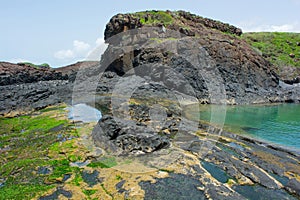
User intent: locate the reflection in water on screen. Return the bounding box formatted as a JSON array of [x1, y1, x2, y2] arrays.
[[67, 103, 102, 123], [185, 104, 300, 150]]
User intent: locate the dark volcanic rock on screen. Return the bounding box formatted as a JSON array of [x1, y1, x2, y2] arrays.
[[0, 62, 68, 86], [176, 10, 242, 36], [92, 115, 170, 154], [0, 80, 71, 115], [39, 187, 72, 200], [1, 11, 300, 200], [232, 185, 297, 200], [139, 173, 206, 200], [89, 10, 300, 154], [286, 178, 300, 196], [104, 10, 242, 41], [278, 65, 300, 85], [100, 10, 300, 104], [105, 13, 142, 40], [55, 61, 99, 82], [2, 11, 299, 116], [0, 61, 99, 116]]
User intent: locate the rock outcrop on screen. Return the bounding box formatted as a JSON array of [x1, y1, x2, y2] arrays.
[[87, 10, 300, 155], [0, 62, 67, 85], [2, 11, 299, 116], [104, 10, 242, 40], [99, 10, 299, 104], [0, 61, 99, 116]]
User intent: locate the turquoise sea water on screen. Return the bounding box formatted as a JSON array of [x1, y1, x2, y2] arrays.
[[185, 104, 300, 151]]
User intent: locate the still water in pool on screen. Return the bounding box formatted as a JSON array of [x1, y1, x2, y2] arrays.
[[185, 103, 300, 150]]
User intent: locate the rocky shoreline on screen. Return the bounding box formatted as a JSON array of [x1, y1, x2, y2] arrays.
[[1, 11, 300, 116], [0, 10, 300, 199]]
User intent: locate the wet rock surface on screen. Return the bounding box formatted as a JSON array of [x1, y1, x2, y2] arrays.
[[39, 187, 72, 200], [82, 170, 101, 187], [232, 185, 298, 200], [139, 173, 206, 200], [88, 93, 300, 199]]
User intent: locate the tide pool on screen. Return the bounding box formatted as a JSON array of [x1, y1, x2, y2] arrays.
[[184, 103, 300, 150], [67, 103, 102, 123]]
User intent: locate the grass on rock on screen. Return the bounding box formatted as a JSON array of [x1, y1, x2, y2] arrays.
[[242, 32, 300, 68]]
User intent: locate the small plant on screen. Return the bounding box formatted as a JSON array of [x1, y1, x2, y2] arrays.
[[100, 183, 113, 198], [71, 169, 83, 186], [19, 62, 50, 69], [135, 10, 174, 26], [83, 189, 97, 196], [48, 159, 72, 180], [116, 175, 122, 180], [68, 155, 81, 162]]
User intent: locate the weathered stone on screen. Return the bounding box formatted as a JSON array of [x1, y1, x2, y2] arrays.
[[286, 178, 300, 196], [92, 115, 170, 154]]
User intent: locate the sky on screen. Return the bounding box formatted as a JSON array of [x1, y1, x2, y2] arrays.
[[1, 0, 300, 67]]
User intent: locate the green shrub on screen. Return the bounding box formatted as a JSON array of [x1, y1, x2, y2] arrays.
[[135, 10, 173, 26], [242, 32, 300, 67]]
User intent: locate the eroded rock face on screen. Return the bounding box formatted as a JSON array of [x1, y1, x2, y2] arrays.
[[0, 61, 101, 115], [0, 80, 71, 115], [2, 11, 299, 117], [100, 10, 300, 104], [104, 10, 242, 41], [92, 115, 170, 154], [0, 62, 69, 115], [99, 32, 287, 104], [90, 10, 300, 154], [0, 62, 67, 85], [92, 84, 183, 154], [104, 14, 142, 40]]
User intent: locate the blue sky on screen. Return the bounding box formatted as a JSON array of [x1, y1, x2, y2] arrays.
[[1, 0, 300, 67]]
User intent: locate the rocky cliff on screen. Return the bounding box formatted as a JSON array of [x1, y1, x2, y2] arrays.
[[1, 10, 299, 116], [99, 10, 299, 105], [89, 11, 300, 155]]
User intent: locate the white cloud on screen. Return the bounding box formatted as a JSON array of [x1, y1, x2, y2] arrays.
[[73, 40, 90, 52], [86, 37, 108, 61], [6, 58, 31, 64], [54, 49, 74, 60], [96, 37, 105, 46], [54, 40, 91, 60], [240, 21, 300, 33], [269, 24, 295, 32], [54, 38, 107, 63]]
